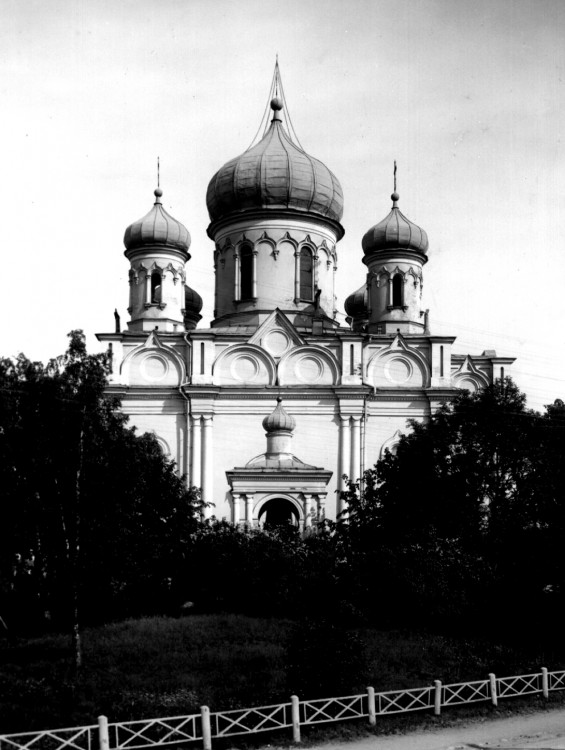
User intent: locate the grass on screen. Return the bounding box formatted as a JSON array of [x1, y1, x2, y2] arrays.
[[1, 615, 563, 735]]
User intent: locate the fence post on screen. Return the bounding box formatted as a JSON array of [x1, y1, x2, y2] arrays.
[[201, 706, 212, 750], [367, 687, 376, 726], [291, 695, 301, 743], [98, 716, 110, 750], [541, 667, 549, 700], [434, 680, 442, 716], [489, 673, 498, 707]]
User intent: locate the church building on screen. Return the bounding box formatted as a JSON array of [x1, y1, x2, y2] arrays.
[[97, 67, 513, 528]]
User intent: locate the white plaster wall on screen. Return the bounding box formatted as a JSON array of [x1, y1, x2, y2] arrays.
[[120, 404, 187, 475]]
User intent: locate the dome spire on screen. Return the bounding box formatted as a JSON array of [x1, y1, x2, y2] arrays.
[[392, 160, 399, 207], [244, 59, 304, 150]]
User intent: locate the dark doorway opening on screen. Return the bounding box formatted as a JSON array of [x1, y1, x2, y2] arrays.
[[259, 498, 299, 529]]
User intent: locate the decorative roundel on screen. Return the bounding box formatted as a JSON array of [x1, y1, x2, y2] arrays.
[[294, 354, 324, 384], [456, 377, 479, 392], [213, 346, 276, 385], [368, 349, 427, 388], [263, 330, 291, 358], [140, 354, 170, 382], [384, 357, 413, 384], [230, 355, 260, 382]]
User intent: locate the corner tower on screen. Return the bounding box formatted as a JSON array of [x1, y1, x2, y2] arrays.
[[361, 190, 429, 334], [205, 64, 344, 333], [123, 188, 202, 332]]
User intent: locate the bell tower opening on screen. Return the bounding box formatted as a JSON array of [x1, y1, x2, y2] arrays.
[[259, 498, 299, 529]]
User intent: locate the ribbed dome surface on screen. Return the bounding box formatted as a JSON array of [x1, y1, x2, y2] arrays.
[[262, 398, 296, 433], [344, 284, 368, 318], [124, 189, 191, 254], [206, 105, 343, 226], [184, 284, 203, 315], [362, 194, 428, 257]]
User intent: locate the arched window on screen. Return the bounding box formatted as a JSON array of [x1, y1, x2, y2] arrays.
[[240, 245, 253, 300], [151, 271, 162, 303], [392, 274, 403, 307], [299, 247, 313, 300]]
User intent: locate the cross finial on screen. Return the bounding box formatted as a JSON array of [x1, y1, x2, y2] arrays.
[[157, 156, 160, 189], [394, 160, 397, 193]]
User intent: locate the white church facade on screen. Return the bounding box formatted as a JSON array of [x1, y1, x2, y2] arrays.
[[97, 70, 513, 528]]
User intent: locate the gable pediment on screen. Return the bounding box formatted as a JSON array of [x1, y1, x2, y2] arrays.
[[248, 308, 306, 359]]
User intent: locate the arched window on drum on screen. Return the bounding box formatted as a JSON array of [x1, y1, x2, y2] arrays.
[[391, 274, 403, 307], [240, 245, 253, 300], [151, 271, 162, 304], [299, 247, 314, 301]]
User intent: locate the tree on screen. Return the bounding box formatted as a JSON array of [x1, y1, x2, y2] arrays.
[[0, 332, 201, 656], [333, 379, 565, 632]]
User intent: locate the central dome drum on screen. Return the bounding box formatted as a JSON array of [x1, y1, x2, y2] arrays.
[[206, 99, 344, 231]]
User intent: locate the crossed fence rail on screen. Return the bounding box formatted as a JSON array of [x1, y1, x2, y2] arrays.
[[2, 668, 565, 750]]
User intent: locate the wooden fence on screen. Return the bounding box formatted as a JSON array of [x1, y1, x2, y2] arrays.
[[2, 667, 564, 750]]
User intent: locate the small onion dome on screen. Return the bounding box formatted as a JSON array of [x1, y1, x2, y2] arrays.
[[124, 188, 191, 256], [362, 192, 428, 257], [184, 284, 203, 316], [344, 283, 368, 319], [262, 397, 296, 434], [344, 283, 369, 332], [206, 99, 344, 232]]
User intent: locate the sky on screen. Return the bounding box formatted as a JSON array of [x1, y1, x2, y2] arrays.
[[1, 0, 564, 411]]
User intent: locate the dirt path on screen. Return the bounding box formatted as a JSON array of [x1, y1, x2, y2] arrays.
[[313, 707, 565, 750]]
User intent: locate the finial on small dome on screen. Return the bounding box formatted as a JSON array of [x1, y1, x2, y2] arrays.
[[154, 156, 163, 203], [276, 396, 283, 403], [391, 160, 399, 207]]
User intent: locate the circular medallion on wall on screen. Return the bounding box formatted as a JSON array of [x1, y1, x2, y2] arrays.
[[263, 330, 291, 357], [294, 355, 323, 383], [141, 354, 169, 382], [456, 377, 478, 392], [230, 354, 260, 382], [384, 357, 413, 384]]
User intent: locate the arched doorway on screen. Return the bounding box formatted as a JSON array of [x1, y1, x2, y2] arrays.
[[259, 498, 299, 529]]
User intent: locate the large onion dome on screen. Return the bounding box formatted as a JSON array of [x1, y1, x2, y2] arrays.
[[362, 192, 428, 257], [262, 397, 296, 434], [206, 99, 344, 232], [124, 188, 191, 256]]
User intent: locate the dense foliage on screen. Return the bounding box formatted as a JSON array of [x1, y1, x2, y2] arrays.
[[0, 332, 201, 639]]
